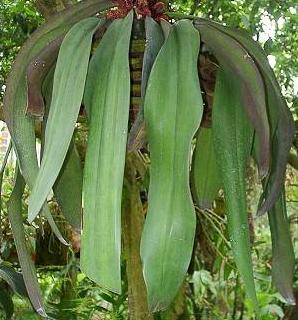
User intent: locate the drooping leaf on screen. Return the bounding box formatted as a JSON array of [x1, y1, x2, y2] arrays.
[[41, 67, 83, 231], [195, 19, 295, 214], [0, 264, 27, 297], [191, 127, 222, 209], [212, 69, 258, 313], [3, 0, 112, 242], [81, 12, 133, 294], [127, 17, 164, 152], [268, 190, 295, 304], [5, 68, 67, 246], [194, 20, 270, 180], [251, 117, 295, 302], [28, 17, 103, 223], [140, 20, 203, 312], [7, 168, 46, 317], [257, 100, 293, 215]]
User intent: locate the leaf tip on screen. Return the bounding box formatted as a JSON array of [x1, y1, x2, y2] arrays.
[[36, 307, 47, 318]]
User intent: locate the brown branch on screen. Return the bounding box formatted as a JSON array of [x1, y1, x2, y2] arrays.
[[34, 0, 70, 19]]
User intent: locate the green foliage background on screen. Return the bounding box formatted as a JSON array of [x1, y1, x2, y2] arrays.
[[0, 0, 41, 98]]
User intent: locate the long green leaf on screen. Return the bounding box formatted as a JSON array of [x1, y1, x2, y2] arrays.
[[81, 12, 133, 294], [191, 127, 222, 209], [3, 0, 112, 241], [28, 17, 102, 222], [212, 69, 258, 312], [194, 21, 270, 180], [7, 168, 46, 317], [127, 17, 164, 152], [195, 19, 295, 214], [140, 20, 203, 312], [268, 189, 295, 304], [42, 67, 83, 231]]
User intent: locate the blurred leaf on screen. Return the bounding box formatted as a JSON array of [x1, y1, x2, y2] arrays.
[[0, 264, 27, 297], [260, 304, 284, 318]]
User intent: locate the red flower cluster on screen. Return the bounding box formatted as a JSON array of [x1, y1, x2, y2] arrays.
[[107, 0, 168, 21]]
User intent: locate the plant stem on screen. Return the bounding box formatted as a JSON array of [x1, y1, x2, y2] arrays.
[[122, 153, 153, 320]]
